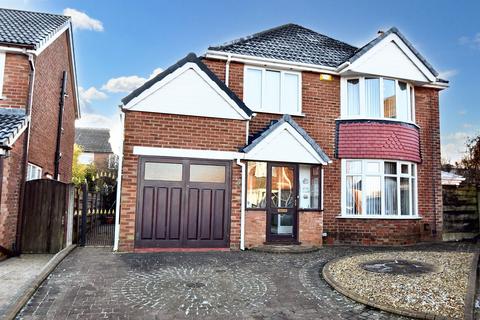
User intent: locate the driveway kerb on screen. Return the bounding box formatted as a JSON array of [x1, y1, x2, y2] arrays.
[[4, 244, 76, 320], [464, 252, 479, 320], [322, 252, 455, 320]]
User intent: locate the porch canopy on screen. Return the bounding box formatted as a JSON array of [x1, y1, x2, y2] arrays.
[[242, 115, 331, 165]]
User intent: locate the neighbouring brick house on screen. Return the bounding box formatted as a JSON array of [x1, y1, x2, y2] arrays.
[[0, 9, 80, 253], [116, 24, 446, 251], [75, 128, 117, 171]]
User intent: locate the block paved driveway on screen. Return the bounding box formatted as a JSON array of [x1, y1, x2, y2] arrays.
[[17, 243, 478, 320]]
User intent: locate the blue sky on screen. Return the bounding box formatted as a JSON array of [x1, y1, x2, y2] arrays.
[[2, 0, 479, 161]]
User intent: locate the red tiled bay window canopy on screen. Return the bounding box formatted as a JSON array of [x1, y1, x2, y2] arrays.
[[335, 120, 421, 163]]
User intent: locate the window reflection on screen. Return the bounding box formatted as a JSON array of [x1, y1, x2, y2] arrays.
[[247, 162, 267, 208]]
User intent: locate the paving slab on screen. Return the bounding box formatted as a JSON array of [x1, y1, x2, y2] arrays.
[[16, 243, 480, 320], [0, 254, 53, 319]]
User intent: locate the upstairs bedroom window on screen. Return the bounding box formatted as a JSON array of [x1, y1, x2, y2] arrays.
[[244, 66, 301, 115], [341, 77, 415, 122]]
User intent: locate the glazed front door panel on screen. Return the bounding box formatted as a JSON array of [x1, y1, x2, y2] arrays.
[[267, 164, 298, 243], [136, 158, 231, 248]]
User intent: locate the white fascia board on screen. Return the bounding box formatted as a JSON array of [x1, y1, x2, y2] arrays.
[[205, 50, 339, 75], [342, 33, 436, 83], [124, 62, 250, 120], [243, 122, 327, 165], [133, 146, 244, 160]]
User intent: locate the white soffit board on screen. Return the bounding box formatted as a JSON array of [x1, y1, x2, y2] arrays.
[[126, 63, 249, 120], [345, 34, 435, 82], [244, 123, 324, 164]]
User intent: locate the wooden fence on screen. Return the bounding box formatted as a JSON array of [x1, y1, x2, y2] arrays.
[[21, 179, 74, 253], [442, 185, 480, 241]]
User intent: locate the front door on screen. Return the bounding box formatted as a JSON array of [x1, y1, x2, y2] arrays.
[[266, 163, 298, 243]]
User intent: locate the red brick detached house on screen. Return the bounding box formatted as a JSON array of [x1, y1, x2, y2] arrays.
[[0, 9, 80, 253], [116, 24, 447, 251]]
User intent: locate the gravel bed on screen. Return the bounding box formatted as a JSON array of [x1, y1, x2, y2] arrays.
[[325, 251, 474, 319]]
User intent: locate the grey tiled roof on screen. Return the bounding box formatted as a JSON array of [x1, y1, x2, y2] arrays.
[[208, 23, 358, 68], [0, 8, 69, 49], [242, 114, 331, 164], [0, 108, 27, 148], [75, 128, 112, 153]]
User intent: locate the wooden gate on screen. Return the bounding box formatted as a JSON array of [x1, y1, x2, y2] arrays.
[[21, 179, 74, 253]]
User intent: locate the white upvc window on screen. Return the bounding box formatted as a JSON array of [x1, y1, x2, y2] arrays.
[[341, 76, 415, 123], [78, 152, 94, 165], [27, 163, 42, 181], [244, 66, 302, 115], [341, 159, 418, 218], [0, 52, 5, 98]]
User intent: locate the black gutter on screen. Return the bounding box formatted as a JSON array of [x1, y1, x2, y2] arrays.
[[54, 71, 67, 180]]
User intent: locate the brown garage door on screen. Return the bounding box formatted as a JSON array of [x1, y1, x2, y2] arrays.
[[135, 157, 231, 248]]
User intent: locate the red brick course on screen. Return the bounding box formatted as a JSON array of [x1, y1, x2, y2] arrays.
[[0, 53, 30, 109], [0, 133, 25, 250], [337, 121, 421, 163], [29, 31, 76, 183]]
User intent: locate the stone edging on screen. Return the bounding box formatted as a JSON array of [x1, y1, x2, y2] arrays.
[[464, 252, 479, 320], [249, 246, 320, 254], [322, 254, 453, 320], [3, 244, 76, 320]]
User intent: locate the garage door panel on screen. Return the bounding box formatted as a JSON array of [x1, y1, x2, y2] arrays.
[[200, 189, 212, 240], [154, 187, 168, 240], [136, 158, 230, 248], [213, 189, 225, 240], [168, 187, 182, 240], [141, 187, 155, 240], [187, 188, 200, 240]]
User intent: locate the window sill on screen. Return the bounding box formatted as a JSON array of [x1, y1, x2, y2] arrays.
[[336, 117, 418, 128], [336, 215, 422, 220], [252, 110, 305, 117]]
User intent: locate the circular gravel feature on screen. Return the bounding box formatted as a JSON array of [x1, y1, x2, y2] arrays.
[[361, 259, 437, 275], [323, 251, 475, 319]]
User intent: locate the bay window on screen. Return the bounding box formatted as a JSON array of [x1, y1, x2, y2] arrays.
[[342, 160, 417, 217], [244, 66, 301, 115], [342, 77, 414, 122]]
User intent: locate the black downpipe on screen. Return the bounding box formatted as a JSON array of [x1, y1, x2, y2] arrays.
[[54, 71, 68, 180]]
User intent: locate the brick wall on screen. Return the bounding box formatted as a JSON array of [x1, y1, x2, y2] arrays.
[[205, 57, 442, 245], [298, 211, 323, 246], [245, 210, 266, 248], [0, 53, 30, 109], [29, 31, 77, 183], [0, 132, 25, 250], [119, 111, 247, 251]]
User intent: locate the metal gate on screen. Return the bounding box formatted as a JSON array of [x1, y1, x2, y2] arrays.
[[74, 181, 116, 247]]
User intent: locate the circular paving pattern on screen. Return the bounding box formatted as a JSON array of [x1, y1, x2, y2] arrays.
[[361, 259, 436, 275], [111, 262, 276, 317]]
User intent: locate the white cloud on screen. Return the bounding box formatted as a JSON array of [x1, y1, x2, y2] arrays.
[[75, 111, 122, 155], [101, 75, 146, 93], [459, 32, 480, 49], [79, 86, 107, 105], [458, 109, 467, 116], [438, 69, 458, 79], [101, 67, 163, 93], [63, 8, 104, 32], [441, 131, 471, 164]]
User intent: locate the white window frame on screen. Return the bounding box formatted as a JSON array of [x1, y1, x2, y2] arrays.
[[78, 152, 94, 165], [0, 52, 6, 99], [340, 76, 416, 123], [244, 65, 302, 115], [340, 159, 419, 219], [27, 163, 42, 181]]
